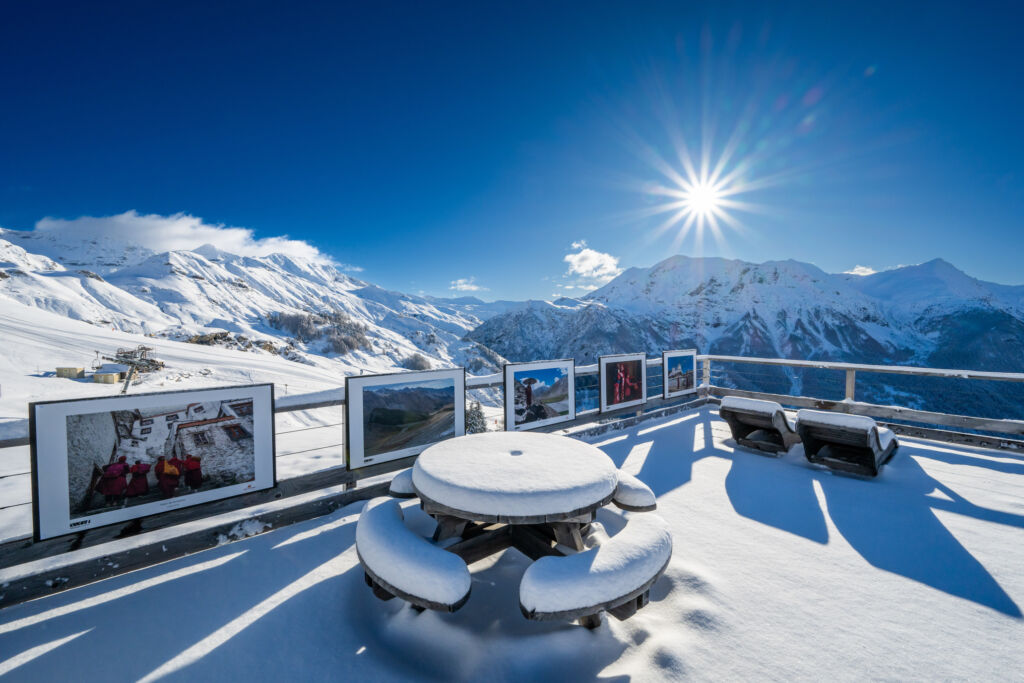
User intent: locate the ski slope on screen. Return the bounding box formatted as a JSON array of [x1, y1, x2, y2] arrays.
[[0, 299, 354, 542]]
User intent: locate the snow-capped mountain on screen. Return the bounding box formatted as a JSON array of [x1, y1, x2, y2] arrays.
[[4, 223, 1023, 420], [467, 255, 1024, 419], [0, 228, 510, 377]]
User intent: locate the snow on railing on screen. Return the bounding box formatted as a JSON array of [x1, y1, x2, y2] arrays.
[[3, 354, 1024, 449]]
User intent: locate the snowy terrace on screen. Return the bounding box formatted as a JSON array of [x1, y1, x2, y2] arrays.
[[1, 403, 1022, 681]]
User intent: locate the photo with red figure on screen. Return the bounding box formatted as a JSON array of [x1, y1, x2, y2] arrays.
[[65, 399, 256, 518], [604, 359, 644, 407]]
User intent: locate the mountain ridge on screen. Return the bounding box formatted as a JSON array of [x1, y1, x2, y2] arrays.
[[3, 226, 1023, 418]]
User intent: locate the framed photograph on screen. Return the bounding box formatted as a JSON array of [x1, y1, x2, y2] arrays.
[[30, 384, 276, 542], [599, 353, 647, 413], [504, 359, 576, 431], [346, 368, 465, 470], [663, 349, 698, 399]]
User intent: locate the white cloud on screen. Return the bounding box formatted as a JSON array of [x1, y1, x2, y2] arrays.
[[32, 210, 333, 263], [449, 277, 487, 292], [563, 242, 622, 283], [844, 265, 877, 276]]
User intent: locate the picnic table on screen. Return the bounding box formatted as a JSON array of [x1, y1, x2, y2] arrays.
[[357, 431, 672, 627], [414, 431, 619, 551]]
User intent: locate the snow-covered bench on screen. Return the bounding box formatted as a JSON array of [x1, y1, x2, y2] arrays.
[[519, 514, 672, 629], [719, 396, 801, 455], [356, 497, 472, 612], [795, 410, 899, 477], [388, 468, 416, 498], [612, 471, 657, 512]]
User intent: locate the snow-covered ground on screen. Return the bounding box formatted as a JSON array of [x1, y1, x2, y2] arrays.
[[0, 299, 353, 542], [2, 406, 1021, 681], [0, 297, 504, 543]]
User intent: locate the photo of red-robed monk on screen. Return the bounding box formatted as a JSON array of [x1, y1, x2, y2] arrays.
[[599, 353, 648, 413], [67, 398, 257, 518]]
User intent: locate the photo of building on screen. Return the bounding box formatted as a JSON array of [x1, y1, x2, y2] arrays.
[[66, 398, 256, 517]]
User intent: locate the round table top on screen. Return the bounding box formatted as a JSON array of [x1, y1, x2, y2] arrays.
[[412, 431, 619, 522]]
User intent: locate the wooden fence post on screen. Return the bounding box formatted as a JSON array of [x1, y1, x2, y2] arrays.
[[844, 369, 856, 401]]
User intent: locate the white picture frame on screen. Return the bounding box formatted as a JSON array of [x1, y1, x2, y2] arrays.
[[346, 368, 466, 470], [30, 383, 276, 542], [599, 353, 648, 413], [662, 349, 698, 399], [503, 359, 576, 431]]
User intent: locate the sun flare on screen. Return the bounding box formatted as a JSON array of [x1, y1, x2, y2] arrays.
[[685, 181, 721, 217], [631, 142, 771, 255]]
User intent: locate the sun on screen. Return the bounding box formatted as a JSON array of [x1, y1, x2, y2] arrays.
[[685, 181, 721, 218], [631, 144, 768, 255]]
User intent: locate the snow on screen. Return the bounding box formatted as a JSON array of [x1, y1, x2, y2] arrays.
[[520, 513, 672, 615], [216, 519, 272, 546], [877, 426, 896, 450], [412, 432, 619, 518], [388, 469, 415, 497], [720, 395, 796, 430], [796, 408, 880, 433], [720, 395, 784, 415], [0, 228, 510, 381], [0, 297, 369, 543], [612, 471, 657, 510], [0, 406, 1022, 680], [356, 497, 471, 606]]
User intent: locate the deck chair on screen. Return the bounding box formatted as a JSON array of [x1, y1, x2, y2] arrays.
[[719, 396, 800, 455], [795, 410, 899, 477]]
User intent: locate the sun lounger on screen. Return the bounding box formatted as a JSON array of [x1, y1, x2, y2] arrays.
[[612, 471, 657, 512], [795, 410, 899, 477], [356, 498, 472, 612], [519, 514, 672, 629], [719, 396, 800, 455]]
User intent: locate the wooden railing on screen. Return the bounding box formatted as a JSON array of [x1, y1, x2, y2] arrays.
[[2, 353, 1023, 608]]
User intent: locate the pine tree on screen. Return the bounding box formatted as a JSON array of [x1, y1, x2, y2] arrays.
[[466, 400, 487, 434]]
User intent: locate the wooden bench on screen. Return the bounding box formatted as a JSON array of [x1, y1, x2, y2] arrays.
[[388, 468, 417, 498], [519, 514, 672, 629], [795, 410, 899, 477], [356, 498, 472, 612], [612, 471, 657, 512], [719, 396, 801, 455]]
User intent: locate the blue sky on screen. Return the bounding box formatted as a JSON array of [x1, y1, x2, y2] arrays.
[[1, 1, 1022, 299], [513, 366, 568, 391]]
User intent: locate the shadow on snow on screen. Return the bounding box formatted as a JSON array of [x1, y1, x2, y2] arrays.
[[596, 411, 1022, 618]]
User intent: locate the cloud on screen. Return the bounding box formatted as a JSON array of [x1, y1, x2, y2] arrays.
[[449, 277, 487, 292], [563, 242, 622, 283], [844, 265, 877, 276], [32, 210, 334, 263]]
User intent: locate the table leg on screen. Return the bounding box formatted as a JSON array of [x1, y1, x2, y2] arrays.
[[551, 522, 585, 552], [432, 515, 469, 542]]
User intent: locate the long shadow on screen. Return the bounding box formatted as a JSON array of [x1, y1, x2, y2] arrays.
[[605, 410, 1022, 618], [813, 446, 1022, 618], [722, 437, 830, 544], [910, 445, 1024, 476], [1, 501, 634, 682], [597, 415, 712, 498]]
